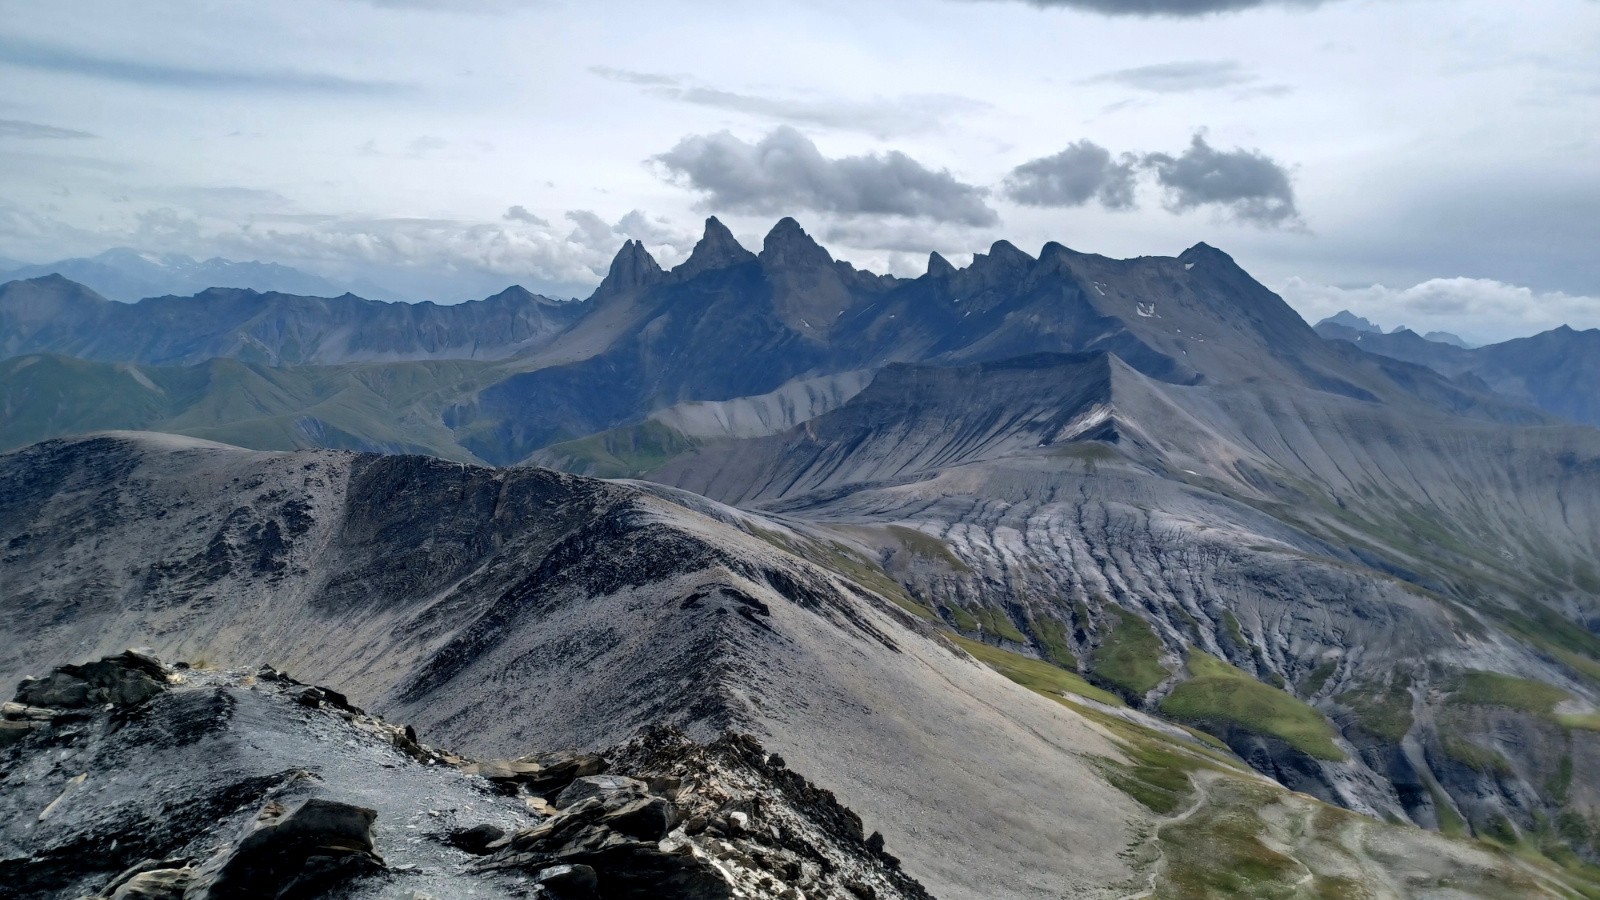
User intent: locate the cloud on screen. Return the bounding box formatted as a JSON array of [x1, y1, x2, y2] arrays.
[[503, 205, 548, 225], [591, 66, 989, 139], [1277, 276, 1600, 342], [1081, 60, 1254, 92], [973, 0, 1328, 16], [0, 119, 95, 140], [652, 126, 999, 227], [0, 36, 410, 95], [1003, 140, 1138, 209], [1142, 134, 1300, 227], [0, 196, 693, 300]]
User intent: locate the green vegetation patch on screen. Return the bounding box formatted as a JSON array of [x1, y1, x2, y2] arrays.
[[1338, 675, 1414, 743], [884, 524, 972, 572], [1161, 651, 1347, 762], [973, 607, 1028, 644], [1448, 670, 1572, 716], [1091, 606, 1169, 696], [540, 420, 698, 478], [945, 604, 978, 632], [950, 634, 1123, 707], [1439, 732, 1513, 775], [1158, 780, 1308, 897], [1301, 659, 1339, 697], [1485, 601, 1600, 686], [1091, 739, 1201, 815], [1032, 616, 1078, 669], [1222, 611, 1248, 649]]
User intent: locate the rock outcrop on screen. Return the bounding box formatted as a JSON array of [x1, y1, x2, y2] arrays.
[[0, 652, 932, 900]]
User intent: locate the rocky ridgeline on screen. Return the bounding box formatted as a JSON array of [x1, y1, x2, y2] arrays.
[[0, 651, 930, 900]]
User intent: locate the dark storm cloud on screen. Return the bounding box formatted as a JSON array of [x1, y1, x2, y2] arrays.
[[0, 119, 95, 140], [1003, 140, 1138, 209], [1081, 60, 1254, 92], [0, 36, 410, 95], [978, 0, 1326, 16], [591, 67, 988, 139], [652, 126, 999, 226], [1142, 134, 1300, 226]]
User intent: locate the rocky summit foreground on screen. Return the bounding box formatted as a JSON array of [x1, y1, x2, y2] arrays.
[[0, 650, 930, 900]]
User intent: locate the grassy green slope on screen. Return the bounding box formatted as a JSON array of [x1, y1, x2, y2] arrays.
[[1162, 650, 1347, 761], [0, 353, 496, 461]]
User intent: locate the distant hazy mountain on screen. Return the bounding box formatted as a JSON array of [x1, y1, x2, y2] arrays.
[[1315, 309, 1384, 333], [0, 247, 403, 303], [1423, 329, 1473, 348], [1317, 319, 1600, 426], [0, 276, 583, 366]]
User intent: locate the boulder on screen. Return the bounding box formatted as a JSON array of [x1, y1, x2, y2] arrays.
[[446, 823, 505, 855], [0, 719, 35, 748], [554, 774, 647, 809], [601, 796, 680, 841], [108, 867, 193, 900], [537, 862, 599, 897], [14, 650, 172, 710], [186, 798, 384, 898], [462, 750, 607, 795], [95, 858, 194, 900]]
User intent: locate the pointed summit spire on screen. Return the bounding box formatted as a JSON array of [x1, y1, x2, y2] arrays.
[[672, 216, 756, 279], [926, 251, 956, 280], [593, 239, 664, 300], [759, 217, 831, 268]]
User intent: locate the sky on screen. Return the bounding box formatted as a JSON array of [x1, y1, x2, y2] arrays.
[[0, 0, 1596, 343]]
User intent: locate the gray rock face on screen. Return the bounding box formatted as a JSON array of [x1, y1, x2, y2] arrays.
[[0, 432, 1149, 900], [186, 797, 384, 899], [647, 348, 1600, 845], [0, 652, 931, 900]]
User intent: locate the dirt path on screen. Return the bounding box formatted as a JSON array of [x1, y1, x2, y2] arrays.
[[1118, 771, 1213, 900]]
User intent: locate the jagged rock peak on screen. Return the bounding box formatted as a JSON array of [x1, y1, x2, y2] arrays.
[[964, 239, 1035, 284], [926, 251, 956, 280], [1038, 241, 1074, 260], [594, 240, 664, 298], [1178, 241, 1235, 266], [987, 239, 1034, 265], [673, 216, 757, 279], [759, 217, 832, 266], [482, 284, 550, 306]]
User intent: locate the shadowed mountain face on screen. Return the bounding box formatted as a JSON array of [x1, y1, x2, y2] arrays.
[[443, 219, 1539, 464], [1318, 319, 1600, 428], [0, 276, 581, 366], [3, 220, 1542, 462]]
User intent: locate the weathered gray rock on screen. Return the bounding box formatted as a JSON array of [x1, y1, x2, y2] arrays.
[[554, 774, 647, 810], [536, 862, 598, 897], [186, 798, 384, 899], [107, 866, 193, 900], [14, 649, 170, 709], [600, 796, 679, 841], [446, 823, 505, 855]]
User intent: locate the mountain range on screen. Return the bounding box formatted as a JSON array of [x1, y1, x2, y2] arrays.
[[0, 247, 409, 303], [1316, 317, 1600, 427], [5, 218, 1600, 897]]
